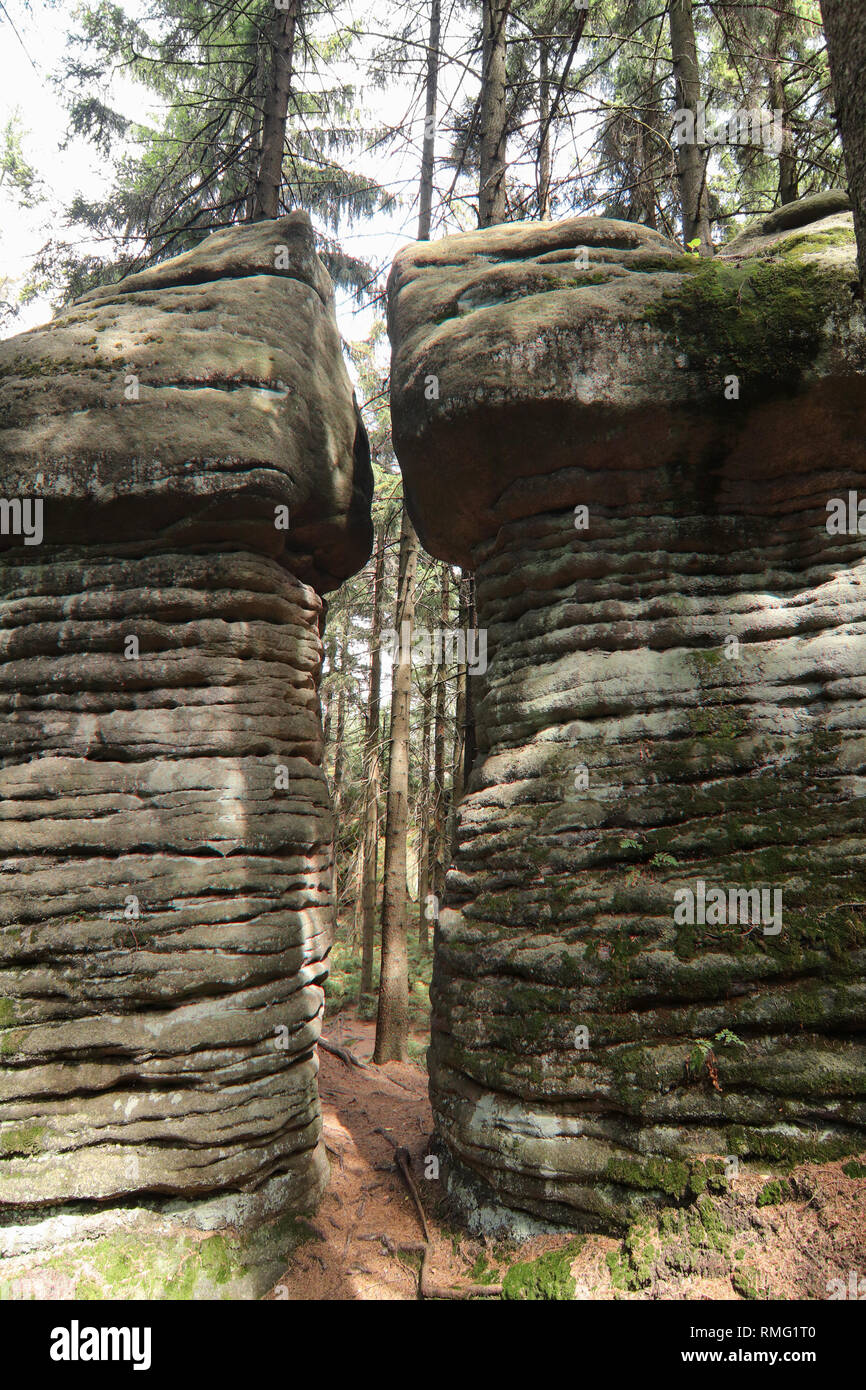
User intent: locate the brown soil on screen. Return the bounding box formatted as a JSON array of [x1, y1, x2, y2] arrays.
[[265, 1014, 866, 1301], [265, 1017, 471, 1301]]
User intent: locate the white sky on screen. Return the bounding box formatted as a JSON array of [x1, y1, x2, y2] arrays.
[[0, 0, 148, 328]]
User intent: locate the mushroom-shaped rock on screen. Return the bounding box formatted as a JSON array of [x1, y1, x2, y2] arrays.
[[0, 213, 372, 1297], [388, 195, 866, 1231]]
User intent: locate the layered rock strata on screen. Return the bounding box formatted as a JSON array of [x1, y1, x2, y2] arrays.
[[389, 192, 866, 1230], [0, 213, 372, 1295]]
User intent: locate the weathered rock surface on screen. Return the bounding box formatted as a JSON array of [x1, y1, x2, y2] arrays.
[[389, 194, 866, 1231], [0, 213, 372, 1294]]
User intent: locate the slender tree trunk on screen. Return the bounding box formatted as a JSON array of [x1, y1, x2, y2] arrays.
[[352, 839, 364, 947], [373, 509, 418, 1064], [250, 0, 301, 221], [636, 101, 659, 229], [417, 677, 432, 948], [770, 63, 798, 206], [820, 0, 866, 291], [668, 0, 713, 256], [479, 0, 509, 226], [321, 624, 334, 748], [537, 38, 551, 218], [470, 0, 505, 850], [413, 0, 441, 950], [418, 0, 441, 240], [432, 672, 447, 904], [360, 520, 385, 998], [322, 697, 331, 749], [245, 36, 267, 221]]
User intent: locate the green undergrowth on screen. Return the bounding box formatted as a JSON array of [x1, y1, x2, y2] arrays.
[[324, 927, 432, 1034]]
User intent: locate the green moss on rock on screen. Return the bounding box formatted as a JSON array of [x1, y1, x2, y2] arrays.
[[647, 259, 846, 390], [501, 1237, 584, 1300], [1, 1206, 322, 1301], [604, 1154, 721, 1200]]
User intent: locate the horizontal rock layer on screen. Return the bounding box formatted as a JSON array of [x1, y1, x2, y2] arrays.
[[0, 547, 331, 1207], [389, 195, 866, 1229], [433, 492, 866, 1228]]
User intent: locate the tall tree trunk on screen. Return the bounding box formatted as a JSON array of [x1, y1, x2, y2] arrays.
[[417, 677, 432, 948], [432, 672, 447, 905], [820, 0, 866, 291], [770, 60, 798, 206], [321, 623, 335, 748], [668, 0, 713, 256], [245, 35, 267, 221], [407, 0, 442, 952], [373, 509, 419, 1063], [479, 0, 509, 226], [250, 0, 301, 221], [360, 520, 385, 998], [352, 838, 364, 947], [636, 98, 659, 229], [537, 38, 551, 218], [418, 0, 441, 240]]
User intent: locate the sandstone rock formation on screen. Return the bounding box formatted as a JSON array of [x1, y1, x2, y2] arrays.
[[389, 192, 866, 1231], [0, 212, 372, 1296]]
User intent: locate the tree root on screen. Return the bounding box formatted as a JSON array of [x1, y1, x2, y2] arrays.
[[319, 1037, 369, 1069], [398, 1242, 503, 1300]]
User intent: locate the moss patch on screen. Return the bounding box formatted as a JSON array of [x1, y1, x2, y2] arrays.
[[732, 1265, 769, 1300], [647, 259, 846, 391], [756, 1178, 794, 1208], [608, 1194, 734, 1293], [63, 1230, 244, 1301], [604, 1154, 726, 1201], [501, 1237, 584, 1300], [779, 226, 855, 260], [467, 1252, 501, 1286]]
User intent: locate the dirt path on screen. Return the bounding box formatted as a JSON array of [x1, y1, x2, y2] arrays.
[[266, 1020, 471, 1300]]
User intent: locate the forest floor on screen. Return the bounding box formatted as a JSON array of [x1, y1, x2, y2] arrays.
[[264, 1010, 866, 1301]]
